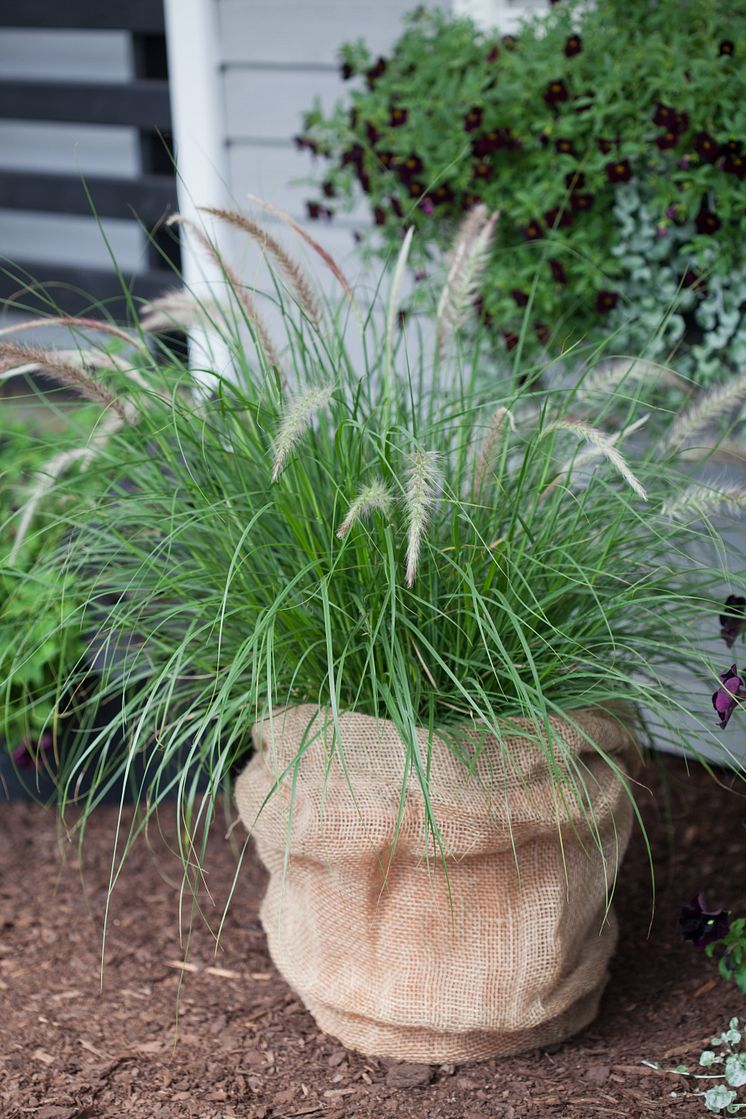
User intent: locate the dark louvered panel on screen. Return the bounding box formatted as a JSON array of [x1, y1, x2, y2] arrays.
[[0, 170, 176, 223], [0, 78, 172, 129], [0, 262, 175, 319], [0, 0, 165, 33], [0, 1, 179, 318]]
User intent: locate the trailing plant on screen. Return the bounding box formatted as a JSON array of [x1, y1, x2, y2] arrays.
[[644, 1018, 746, 1113], [681, 893, 746, 994], [0, 401, 98, 766], [299, 0, 746, 378], [1, 203, 745, 873]]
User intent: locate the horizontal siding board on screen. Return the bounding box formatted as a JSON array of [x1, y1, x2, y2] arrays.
[[0, 0, 165, 33], [0, 78, 171, 129], [0, 169, 177, 223], [0, 30, 130, 82], [228, 143, 367, 225], [0, 209, 145, 272], [223, 69, 342, 143], [0, 121, 140, 176], [218, 0, 424, 66]]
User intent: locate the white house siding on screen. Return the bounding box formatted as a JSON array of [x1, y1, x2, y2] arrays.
[[0, 29, 147, 275]]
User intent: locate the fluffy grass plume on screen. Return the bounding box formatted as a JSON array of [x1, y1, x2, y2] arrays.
[[405, 448, 442, 587], [337, 480, 393, 538], [271, 384, 334, 481], [543, 418, 647, 499]]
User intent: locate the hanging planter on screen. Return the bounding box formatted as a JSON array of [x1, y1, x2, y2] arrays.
[[236, 704, 639, 1063]]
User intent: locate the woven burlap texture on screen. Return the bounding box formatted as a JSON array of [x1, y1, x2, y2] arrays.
[[235, 703, 639, 1063]]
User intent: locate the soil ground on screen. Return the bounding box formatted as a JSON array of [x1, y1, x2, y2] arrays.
[[1, 756, 745, 1119]]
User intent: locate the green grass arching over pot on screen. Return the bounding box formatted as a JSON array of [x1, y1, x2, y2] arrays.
[[2, 205, 746, 875], [300, 0, 746, 379]]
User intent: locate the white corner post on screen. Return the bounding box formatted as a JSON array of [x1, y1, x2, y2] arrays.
[[163, 0, 234, 381]]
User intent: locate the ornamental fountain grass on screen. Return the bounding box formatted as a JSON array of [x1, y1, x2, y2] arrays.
[[299, 0, 746, 386], [2, 201, 746, 1061]]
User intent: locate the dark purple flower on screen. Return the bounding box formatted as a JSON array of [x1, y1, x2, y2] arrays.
[[566, 171, 586, 190], [712, 664, 743, 728], [419, 197, 434, 215], [501, 35, 517, 51], [390, 106, 408, 128], [397, 153, 424, 182], [549, 258, 568, 284], [365, 121, 381, 146], [544, 206, 573, 228], [340, 61, 355, 81], [564, 34, 582, 57], [406, 179, 426, 199], [682, 268, 703, 289], [464, 105, 483, 132], [431, 182, 455, 206], [503, 331, 520, 351], [472, 159, 493, 180], [12, 732, 54, 773], [719, 40, 735, 56], [377, 150, 396, 170], [722, 139, 743, 156], [413, 269, 427, 283], [723, 153, 746, 178], [693, 131, 719, 163], [653, 102, 677, 128], [357, 169, 371, 193], [522, 219, 544, 241], [486, 44, 500, 62], [570, 191, 594, 212], [535, 322, 551, 345], [341, 143, 364, 168], [606, 159, 632, 183], [656, 129, 680, 150], [696, 206, 722, 235], [544, 79, 570, 107], [306, 200, 323, 220], [555, 137, 577, 157], [680, 893, 730, 947], [597, 137, 614, 154], [472, 131, 501, 157], [720, 595, 746, 648], [322, 180, 336, 199], [674, 112, 690, 134], [390, 195, 404, 218], [511, 288, 529, 307], [596, 290, 619, 313], [366, 56, 387, 88], [461, 191, 481, 211], [373, 205, 386, 226]]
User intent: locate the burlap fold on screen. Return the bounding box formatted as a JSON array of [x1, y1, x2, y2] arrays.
[[235, 704, 639, 1063]]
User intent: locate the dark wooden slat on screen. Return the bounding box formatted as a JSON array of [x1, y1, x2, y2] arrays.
[[0, 0, 165, 33], [0, 79, 171, 129], [0, 261, 174, 319], [0, 169, 176, 223]]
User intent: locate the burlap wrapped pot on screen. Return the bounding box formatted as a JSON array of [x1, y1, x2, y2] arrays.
[[235, 703, 639, 1063]]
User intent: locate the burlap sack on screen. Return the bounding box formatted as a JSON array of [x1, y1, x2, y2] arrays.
[[235, 703, 639, 1063]]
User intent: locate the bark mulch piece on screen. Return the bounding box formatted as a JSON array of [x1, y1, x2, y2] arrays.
[[1, 755, 744, 1118]]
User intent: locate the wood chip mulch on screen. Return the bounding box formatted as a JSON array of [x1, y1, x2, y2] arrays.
[[1, 755, 745, 1119]]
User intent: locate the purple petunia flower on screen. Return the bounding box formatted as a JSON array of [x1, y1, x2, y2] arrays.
[[564, 34, 582, 57], [570, 192, 594, 213], [595, 290, 619, 313], [680, 893, 730, 947], [463, 105, 483, 133], [605, 159, 632, 183], [719, 40, 735, 57], [693, 131, 719, 164], [522, 219, 544, 241], [544, 79, 570, 107], [12, 732, 55, 773], [549, 258, 568, 284], [366, 56, 387, 88], [696, 206, 722, 235], [723, 153, 746, 178], [721, 596, 746, 649], [555, 137, 577, 157], [502, 331, 520, 351], [389, 106, 408, 128], [712, 664, 743, 728], [656, 130, 680, 150]]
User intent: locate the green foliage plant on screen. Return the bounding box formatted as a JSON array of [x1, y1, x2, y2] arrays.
[[300, 0, 746, 378], [2, 202, 745, 879]]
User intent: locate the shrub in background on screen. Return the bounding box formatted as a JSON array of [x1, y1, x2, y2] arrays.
[[300, 0, 745, 378]]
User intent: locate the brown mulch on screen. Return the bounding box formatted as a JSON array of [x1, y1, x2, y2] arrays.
[[1, 756, 745, 1119]]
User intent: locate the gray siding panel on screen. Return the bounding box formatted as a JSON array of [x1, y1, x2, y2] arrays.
[[218, 0, 423, 66], [224, 68, 344, 143], [0, 29, 130, 81]]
